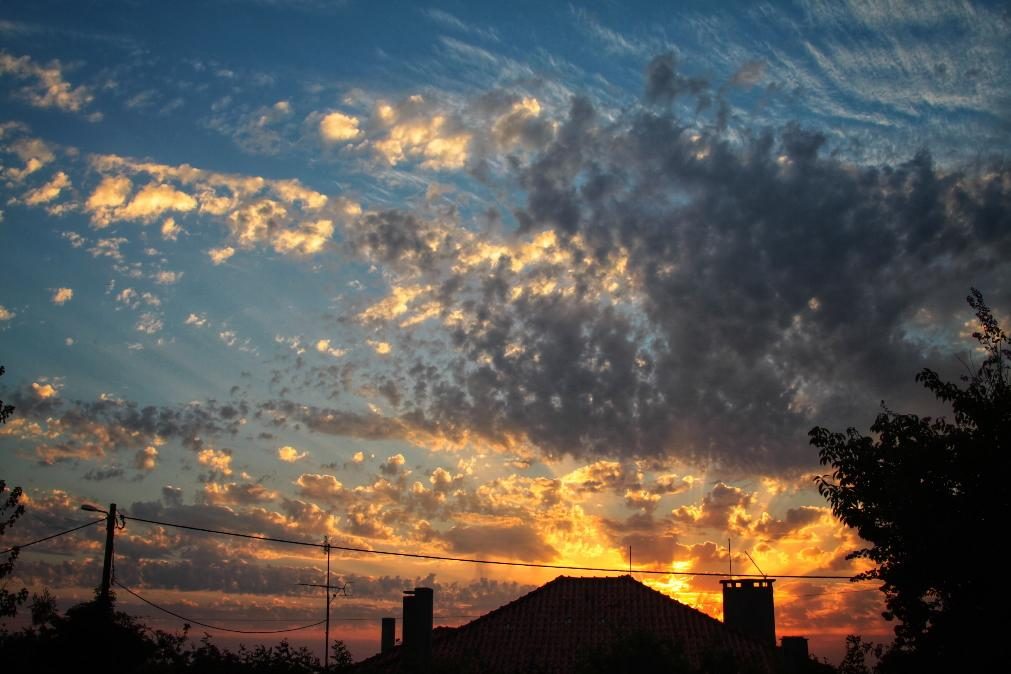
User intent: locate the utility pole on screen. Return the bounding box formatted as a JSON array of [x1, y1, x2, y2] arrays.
[[82, 502, 117, 604], [100, 503, 117, 603], [297, 537, 350, 672]]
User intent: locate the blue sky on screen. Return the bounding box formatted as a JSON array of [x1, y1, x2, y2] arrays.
[[2, 0, 1009, 662]]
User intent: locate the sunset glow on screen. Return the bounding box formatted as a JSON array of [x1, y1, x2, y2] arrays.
[[2, 1, 1008, 667]]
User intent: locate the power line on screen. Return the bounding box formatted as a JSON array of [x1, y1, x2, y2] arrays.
[[0, 519, 105, 555], [122, 514, 867, 581], [791, 587, 882, 598], [113, 580, 327, 635]]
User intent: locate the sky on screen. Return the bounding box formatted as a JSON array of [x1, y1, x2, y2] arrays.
[[1, 0, 1010, 664]]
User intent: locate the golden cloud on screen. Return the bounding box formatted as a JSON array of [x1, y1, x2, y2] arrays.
[[277, 445, 308, 463], [319, 111, 361, 142], [51, 287, 73, 305], [197, 448, 233, 475]]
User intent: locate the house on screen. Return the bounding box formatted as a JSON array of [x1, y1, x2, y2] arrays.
[[353, 575, 781, 673]]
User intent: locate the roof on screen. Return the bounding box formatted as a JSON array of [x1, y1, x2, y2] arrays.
[[354, 575, 777, 673]]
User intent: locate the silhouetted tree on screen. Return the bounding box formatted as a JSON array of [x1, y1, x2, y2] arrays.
[[0, 366, 13, 424], [331, 639, 354, 671], [0, 480, 28, 618], [1, 365, 28, 619], [810, 289, 1009, 672], [1, 589, 333, 674], [837, 635, 881, 674]]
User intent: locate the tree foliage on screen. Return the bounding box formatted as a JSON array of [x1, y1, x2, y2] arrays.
[[1, 365, 28, 619], [810, 289, 1009, 671], [0, 365, 13, 424], [1, 589, 357, 674]]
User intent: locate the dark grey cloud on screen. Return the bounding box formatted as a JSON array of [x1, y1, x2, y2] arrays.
[[441, 522, 558, 562], [256, 399, 405, 440], [4, 386, 248, 465], [753, 505, 826, 540], [83, 466, 126, 481], [355, 55, 1011, 474], [644, 52, 708, 107]]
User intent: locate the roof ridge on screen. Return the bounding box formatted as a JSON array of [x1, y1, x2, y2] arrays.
[[447, 574, 574, 635], [631, 574, 734, 626]]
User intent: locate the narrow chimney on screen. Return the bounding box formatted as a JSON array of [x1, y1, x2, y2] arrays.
[[719, 578, 776, 647], [402, 587, 433, 666], [780, 636, 810, 673], [380, 617, 396, 654]]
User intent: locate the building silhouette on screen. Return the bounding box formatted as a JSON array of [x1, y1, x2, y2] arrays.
[[720, 578, 776, 647], [353, 575, 779, 673]]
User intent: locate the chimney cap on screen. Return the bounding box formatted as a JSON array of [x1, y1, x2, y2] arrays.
[[720, 578, 775, 587]]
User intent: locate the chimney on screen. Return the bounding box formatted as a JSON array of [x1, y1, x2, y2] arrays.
[[402, 587, 433, 666], [720, 578, 776, 647], [380, 617, 396, 654], [780, 636, 810, 673]]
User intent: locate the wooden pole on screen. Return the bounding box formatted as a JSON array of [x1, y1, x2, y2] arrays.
[[100, 503, 117, 603]]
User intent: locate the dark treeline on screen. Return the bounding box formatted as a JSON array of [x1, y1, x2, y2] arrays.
[[0, 590, 353, 674]]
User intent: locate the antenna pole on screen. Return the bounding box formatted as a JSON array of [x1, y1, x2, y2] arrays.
[[743, 550, 767, 578], [728, 538, 731, 578]]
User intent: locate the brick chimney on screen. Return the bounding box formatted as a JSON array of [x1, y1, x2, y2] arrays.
[[720, 578, 776, 647], [402, 587, 433, 666]]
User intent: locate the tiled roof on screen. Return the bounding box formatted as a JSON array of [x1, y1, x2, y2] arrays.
[[354, 575, 777, 673]]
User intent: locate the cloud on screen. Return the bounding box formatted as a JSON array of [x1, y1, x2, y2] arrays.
[[644, 52, 707, 106], [315, 338, 347, 358], [0, 51, 96, 116], [672, 482, 756, 533], [85, 175, 131, 226], [161, 217, 181, 241], [208, 246, 235, 264], [197, 447, 233, 475], [752, 505, 827, 540], [82, 154, 358, 257], [441, 521, 558, 562], [336, 58, 1011, 474], [1, 134, 54, 181], [562, 460, 626, 494], [730, 59, 765, 87], [118, 183, 197, 221], [379, 453, 406, 476], [294, 473, 346, 503], [83, 465, 126, 481], [31, 381, 59, 399], [0, 305, 14, 321], [277, 445, 308, 462], [370, 96, 471, 170], [135, 312, 163, 334], [184, 313, 208, 327], [153, 270, 182, 285], [319, 111, 361, 142], [202, 481, 279, 505], [23, 171, 70, 205], [134, 445, 158, 471], [6, 389, 247, 465], [50, 287, 73, 304], [161, 485, 183, 506], [116, 288, 160, 310]]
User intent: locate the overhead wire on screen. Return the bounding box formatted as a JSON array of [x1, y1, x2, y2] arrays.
[[0, 518, 105, 555], [113, 580, 327, 635], [122, 514, 868, 581]]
